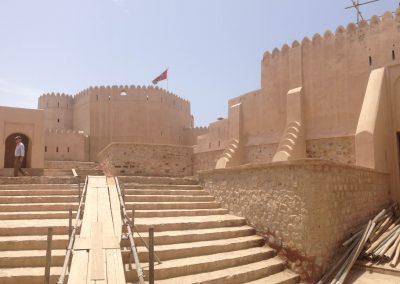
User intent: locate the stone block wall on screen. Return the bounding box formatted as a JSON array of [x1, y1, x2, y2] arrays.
[[245, 143, 279, 164], [98, 143, 193, 177], [306, 136, 355, 165], [193, 149, 224, 173], [198, 159, 391, 282]]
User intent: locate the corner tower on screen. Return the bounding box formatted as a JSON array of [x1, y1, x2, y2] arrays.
[[38, 93, 74, 130]]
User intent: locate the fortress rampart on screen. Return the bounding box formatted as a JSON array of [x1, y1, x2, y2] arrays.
[[195, 11, 400, 170], [39, 85, 194, 161]]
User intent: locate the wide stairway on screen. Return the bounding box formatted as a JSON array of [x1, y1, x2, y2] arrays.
[[0, 176, 300, 284], [120, 176, 300, 284]]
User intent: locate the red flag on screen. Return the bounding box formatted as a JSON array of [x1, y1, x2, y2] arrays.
[[152, 69, 168, 85]]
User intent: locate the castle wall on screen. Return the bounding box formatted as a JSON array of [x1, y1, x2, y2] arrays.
[[195, 13, 400, 170], [38, 93, 73, 130], [199, 160, 391, 281], [182, 126, 208, 146], [44, 129, 89, 161], [98, 142, 193, 177], [0, 106, 44, 174], [83, 86, 192, 160]]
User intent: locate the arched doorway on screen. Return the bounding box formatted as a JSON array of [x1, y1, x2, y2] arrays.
[[4, 133, 29, 168]]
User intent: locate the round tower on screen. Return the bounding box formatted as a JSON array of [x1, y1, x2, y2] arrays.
[[38, 93, 74, 129]]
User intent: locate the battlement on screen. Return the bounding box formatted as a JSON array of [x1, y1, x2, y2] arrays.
[[262, 10, 399, 63], [45, 128, 88, 137]]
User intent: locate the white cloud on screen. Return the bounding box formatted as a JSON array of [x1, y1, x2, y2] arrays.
[[0, 79, 43, 110]]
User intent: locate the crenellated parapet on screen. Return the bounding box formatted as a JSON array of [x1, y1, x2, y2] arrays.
[[38, 92, 74, 109], [45, 128, 88, 137], [262, 10, 399, 65]]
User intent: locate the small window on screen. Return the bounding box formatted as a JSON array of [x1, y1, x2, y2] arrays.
[[108, 96, 111, 101], [56, 146, 59, 153], [96, 95, 99, 101], [161, 131, 163, 136], [45, 146, 47, 152], [218, 140, 221, 147], [392, 50, 396, 61], [369, 56, 372, 66], [67, 147, 70, 153], [57, 118, 60, 123]]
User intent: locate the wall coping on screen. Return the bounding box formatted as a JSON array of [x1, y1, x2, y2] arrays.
[[97, 142, 194, 157], [198, 158, 390, 176]]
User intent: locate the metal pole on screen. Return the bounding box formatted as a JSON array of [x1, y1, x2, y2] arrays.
[[44, 227, 53, 284], [132, 206, 135, 227], [149, 227, 155, 284], [68, 209, 72, 243], [78, 182, 81, 200]]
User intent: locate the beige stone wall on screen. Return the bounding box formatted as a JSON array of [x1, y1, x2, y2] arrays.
[[44, 129, 89, 161], [38, 93, 73, 130], [198, 160, 391, 281], [182, 126, 208, 146], [193, 149, 224, 173], [245, 143, 279, 164], [306, 136, 355, 165], [98, 142, 193, 177], [0, 106, 45, 170], [195, 119, 229, 153]]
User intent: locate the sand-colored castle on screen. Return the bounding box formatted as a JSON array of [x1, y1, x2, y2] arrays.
[[1, 9, 400, 283]]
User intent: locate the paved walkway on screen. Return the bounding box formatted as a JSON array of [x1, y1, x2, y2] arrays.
[[68, 176, 125, 284]]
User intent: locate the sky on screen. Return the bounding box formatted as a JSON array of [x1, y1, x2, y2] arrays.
[[0, 0, 397, 127]]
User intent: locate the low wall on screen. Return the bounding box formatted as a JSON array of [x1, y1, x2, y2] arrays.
[[193, 149, 224, 173], [306, 136, 355, 165], [98, 143, 193, 177], [198, 159, 391, 282]]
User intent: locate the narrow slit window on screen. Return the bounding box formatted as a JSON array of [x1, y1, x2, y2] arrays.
[[67, 147, 70, 153], [45, 146, 47, 152], [369, 56, 372, 66], [393, 50, 396, 61], [57, 118, 60, 123], [56, 146, 59, 153]]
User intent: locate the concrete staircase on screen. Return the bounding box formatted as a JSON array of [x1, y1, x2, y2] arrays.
[[119, 176, 300, 284], [0, 176, 300, 284], [0, 182, 79, 283]]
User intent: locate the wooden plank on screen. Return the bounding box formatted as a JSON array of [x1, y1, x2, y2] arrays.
[[68, 250, 89, 284], [107, 177, 123, 237], [90, 222, 105, 281]]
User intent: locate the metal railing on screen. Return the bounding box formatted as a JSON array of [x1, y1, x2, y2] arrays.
[[57, 176, 89, 284], [115, 177, 162, 284]]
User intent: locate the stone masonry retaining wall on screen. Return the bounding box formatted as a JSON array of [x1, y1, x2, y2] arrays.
[[98, 142, 193, 177], [198, 159, 391, 282], [306, 136, 355, 165], [193, 149, 224, 173]]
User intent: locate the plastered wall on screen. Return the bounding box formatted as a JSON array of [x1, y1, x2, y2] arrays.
[[0, 106, 44, 169], [44, 128, 89, 161]]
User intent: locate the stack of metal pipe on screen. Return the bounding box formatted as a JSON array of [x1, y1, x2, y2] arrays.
[[317, 203, 399, 284]]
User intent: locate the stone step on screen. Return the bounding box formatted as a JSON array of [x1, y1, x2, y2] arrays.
[[0, 189, 79, 196], [0, 226, 256, 251], [0, 266, 62, 284], [126, 201, 220, 210], [0, 202, 79, 212], [124, 189, 208, 196], [45, 160, 98, 170], [0, 210, 78, 220], [0, 184, 78, 190], [124, 195, 214, 203], [131, 235, 265, 262], [118, 176, 198, 185], [0, 195, 78, 204], [0, 235, 69, 251], [0, 177, 78, 185], [0, 249, 66, 268], [123, 183, 202, 190], [133, 215, 246, 232], [129, 208, 228, 218], [245, 269, 300, 284], [43, 169, 73, 176], [125, 246, 276, 281], [155, 258, 286, 284], [0, 219, 72, 236]]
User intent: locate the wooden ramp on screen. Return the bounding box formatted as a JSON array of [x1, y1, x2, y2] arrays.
[[68, 176, 125, 284]]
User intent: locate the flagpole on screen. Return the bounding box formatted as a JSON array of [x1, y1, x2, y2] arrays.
[[167, 67, 169, 91]]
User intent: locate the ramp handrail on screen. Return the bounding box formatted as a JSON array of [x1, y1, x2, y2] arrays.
[[57, 176, 89, 284], [115, 176, 146, 284]]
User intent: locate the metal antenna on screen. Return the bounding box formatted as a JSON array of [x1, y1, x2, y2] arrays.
[[345, 0, 382, 23]]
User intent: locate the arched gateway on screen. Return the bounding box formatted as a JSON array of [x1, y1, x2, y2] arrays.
[[3, 133, 30, 168]]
